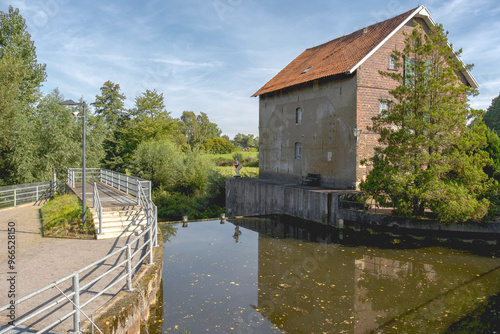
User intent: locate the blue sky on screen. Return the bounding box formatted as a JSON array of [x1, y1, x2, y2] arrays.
[[2, 0, 499, 138]]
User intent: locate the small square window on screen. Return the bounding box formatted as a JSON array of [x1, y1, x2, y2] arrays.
[[295, 142, 302, 159]]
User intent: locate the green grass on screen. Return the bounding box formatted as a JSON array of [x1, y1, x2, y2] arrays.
[[216, 166, 259, 178], [41, 194, 95, 238], [210, 151, 259, 160]]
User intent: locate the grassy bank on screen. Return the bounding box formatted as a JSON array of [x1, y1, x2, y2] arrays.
[[216, 166, 259, 178], [41, 194, 95, 238]]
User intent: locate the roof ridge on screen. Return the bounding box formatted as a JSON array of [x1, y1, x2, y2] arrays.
[[252, 5, 478, 97], [305, 6, 420, 52]]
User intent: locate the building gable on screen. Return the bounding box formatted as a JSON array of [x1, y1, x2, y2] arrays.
[[253, 6, 478, 97]]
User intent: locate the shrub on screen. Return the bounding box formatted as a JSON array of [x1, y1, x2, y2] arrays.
[[201, 137, 235, 154]]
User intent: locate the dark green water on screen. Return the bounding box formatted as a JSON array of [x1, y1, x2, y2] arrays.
[[148, 217, 500, 333]]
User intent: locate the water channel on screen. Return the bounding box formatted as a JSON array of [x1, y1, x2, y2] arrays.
[[148, 217, 500, 333]]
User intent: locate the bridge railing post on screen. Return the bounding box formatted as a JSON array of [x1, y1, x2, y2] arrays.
[[126, 244, 133, 291], [72, 271, 80, 333]]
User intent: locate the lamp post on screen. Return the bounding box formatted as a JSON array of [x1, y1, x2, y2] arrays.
[[61, 99, 87, 225], [352, 126, 362, 142]]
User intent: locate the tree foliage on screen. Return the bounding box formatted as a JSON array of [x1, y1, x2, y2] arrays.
[[201, 137, 235, 154], [232, 133, 258, 148], [0, 6, 46, 184], [180, 111, 222, 148], [92, 81, 128, 171], [360, 23, 494, 224], [483, 92, 500, 134], [0, 6, 255, 220], [0, 6, 46, 104]]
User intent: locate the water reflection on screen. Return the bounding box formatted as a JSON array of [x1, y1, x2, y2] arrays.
[[157, 217, 500, 333]]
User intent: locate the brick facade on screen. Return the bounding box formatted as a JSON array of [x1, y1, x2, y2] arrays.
[[355, 18, 429, 185], [255, 8, 475, 190]]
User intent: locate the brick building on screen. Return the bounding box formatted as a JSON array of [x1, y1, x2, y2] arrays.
[[253, 5, 478, 189]]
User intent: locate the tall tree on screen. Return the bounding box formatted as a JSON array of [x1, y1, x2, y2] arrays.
[[232, 133, 258, 148], [361, 23, 493, 223], [179, 111, 221, 148], [92, 81, 128, 171], [34, 89, 81, 179], [92, 80, 127, 132], [120, 89, 181, 165], [0, 6, 46, 104], [483, 92, 500, 134], [0, 6, 46, 184]]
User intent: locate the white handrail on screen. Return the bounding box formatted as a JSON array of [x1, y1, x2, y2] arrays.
[[0, 169, 158, 334], [93, 182, 103, 234]]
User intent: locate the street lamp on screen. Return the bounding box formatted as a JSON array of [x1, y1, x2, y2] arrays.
[[352, 126, 362, 142], [61, 99, 87, 225]]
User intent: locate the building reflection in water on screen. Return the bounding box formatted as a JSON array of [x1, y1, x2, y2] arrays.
[[237, 217, 500, 333], [158, 218, 500, 333]]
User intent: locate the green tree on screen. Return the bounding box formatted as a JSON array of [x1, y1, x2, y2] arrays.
[[232, 133, 258, 148], [361, 23, 493, 224], [0, 6, 46, 104], [132, 139, 183, 189], [92, 81, 128, 171], [34, 89, 81, 179], [127, 89, 181, 144], [92, 80, 127, 131], [179, 111, 221, 148], [201, 137, 235, 154], [132, 138, 214, 195], [483, 92, 500, 134], [0, 6, 46, 184]]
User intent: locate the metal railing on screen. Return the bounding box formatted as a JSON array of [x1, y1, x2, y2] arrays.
[[0, 223, 156, 334], [99, 169, 151, 202], [0, 181, 57, 209], [67, 168, 101, 188], [93, 182, 103, 235], [0, 171, 158, 334], [67, 168, 152, 203]]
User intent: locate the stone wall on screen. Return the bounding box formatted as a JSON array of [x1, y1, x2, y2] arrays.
[[227, 178, 500, 240], [258, 75, 358, 189], [226, 178, 349, 226]]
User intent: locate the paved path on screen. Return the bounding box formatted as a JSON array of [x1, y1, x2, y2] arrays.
[[0, 205, 148, 333]]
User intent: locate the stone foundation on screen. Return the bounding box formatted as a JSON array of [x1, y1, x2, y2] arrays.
[[85, 233, 163, 334]]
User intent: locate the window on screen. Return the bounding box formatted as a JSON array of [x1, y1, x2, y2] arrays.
[[389, 55, 396, 70], [301, 66, 313, 74], [379, 100, 390, 116], [404, 57, 415, 86], [295, 142, 302, 159], [404, 57, 430, 86], [296, 107, 302, 124]]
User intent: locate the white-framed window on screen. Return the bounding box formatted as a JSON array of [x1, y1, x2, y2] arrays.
[[296, 107, 302, 124], [389, 55, 397, 70], [379, 100, 390, 116], [295, 142, 302, 159]]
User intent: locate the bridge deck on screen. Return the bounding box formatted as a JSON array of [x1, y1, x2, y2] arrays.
[[70, 182, 138, 209]]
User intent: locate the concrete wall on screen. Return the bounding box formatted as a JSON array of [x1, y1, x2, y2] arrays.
[[258, 75, 359, 189], [226, 178, 347, 226], [227, 178, 500, 239], [87, 235, 163, 334]]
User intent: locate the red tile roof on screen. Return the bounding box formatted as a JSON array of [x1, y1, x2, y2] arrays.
[[252, 7, 420, 97]]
